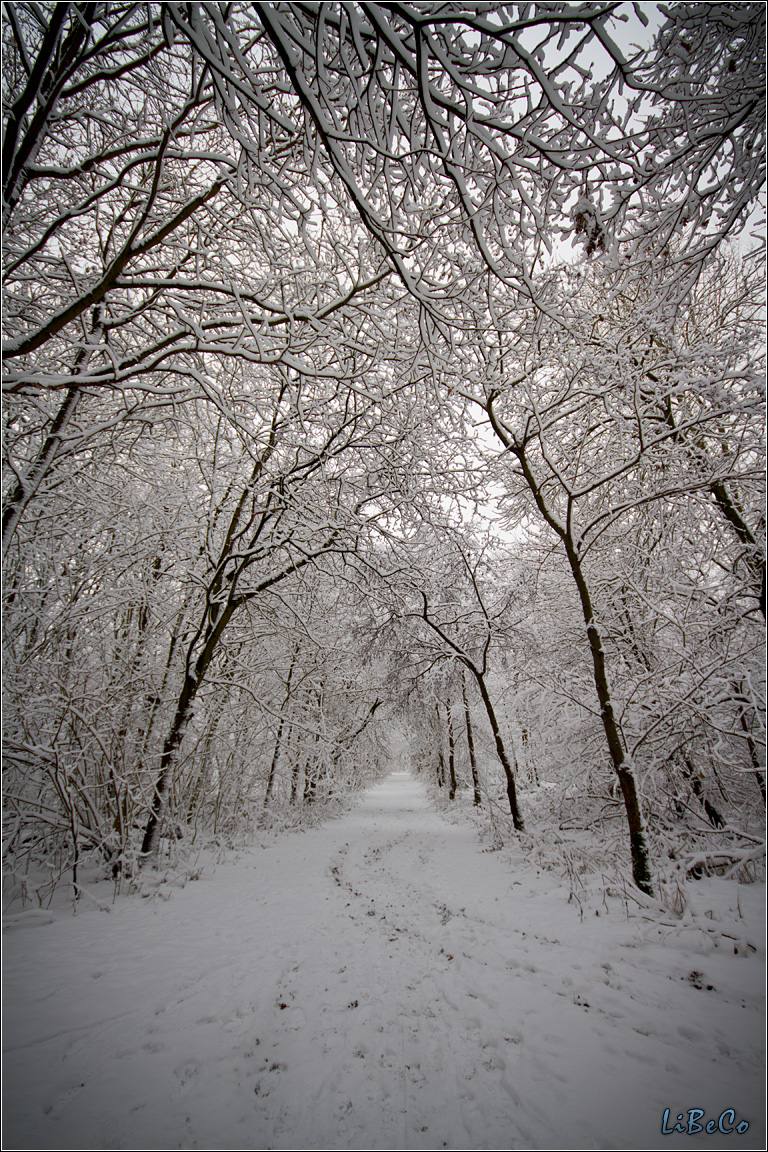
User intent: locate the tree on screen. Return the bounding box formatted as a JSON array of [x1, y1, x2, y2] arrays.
[[461, 673, 482, 807], [440, 244, 765, 893], [4, 3, 765, 897], [133, 364, 414, 853], [415, 586, 526, 829], [2, 2, 392, 551], [2, 389, 402, 879], [373, 527, 529, 829]]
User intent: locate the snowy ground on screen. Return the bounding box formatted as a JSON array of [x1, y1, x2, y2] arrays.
[[3, 772, 765, 1151]]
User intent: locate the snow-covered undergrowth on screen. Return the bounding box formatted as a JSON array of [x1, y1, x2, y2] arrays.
[[2, 785, 370, 915], [429, 771, 764, 953], [3, 772, 765, 1151]]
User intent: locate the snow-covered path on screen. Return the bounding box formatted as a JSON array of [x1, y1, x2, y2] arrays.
[[3, 773, 765, 1150]]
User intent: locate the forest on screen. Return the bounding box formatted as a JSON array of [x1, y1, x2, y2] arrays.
[[2, 1, 765, 907]]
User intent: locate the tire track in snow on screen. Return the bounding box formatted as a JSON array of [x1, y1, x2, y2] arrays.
[[318, 794, 560, 1148]]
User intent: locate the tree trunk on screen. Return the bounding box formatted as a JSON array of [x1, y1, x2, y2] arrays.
[[264, 651, 298, 807], [140, 600, 237, 857], [186, 710, 223, 825], [417, 590, 523, 825], [680, 756, 725, 828], [290, 755, 300, 805], [485, 405, 652, 890], [2, 385, 82, 555], [303, 729, 322, 804], [436, 754, 445, 787], [474, 674, 525, 831], [447, 705, 457, 800], [264, 715, 286, 807], [434, 704, 445, 787], [3, 309, 105, 556], [462, 678, 481, 805], [140, 673, 198, 856], [710, 482, 766, 620], [565, 542, 654, 895], [733, 682, 766, 804]]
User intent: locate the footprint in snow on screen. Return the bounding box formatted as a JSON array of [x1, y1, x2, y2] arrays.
[[141, 1039, 165, 1053], [173, 1060, 201, 1089]]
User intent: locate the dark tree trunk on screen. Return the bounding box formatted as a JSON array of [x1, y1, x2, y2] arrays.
[[186, 710, 223, 824], [474, 675, 525, 831], [264, 715, 287, 807], [564, 540, 654, 895], [290, 758, 300, 805], [733, 683, 766, 804], [447, 705, 457, 800], [710, 482, 766, 620], [462, 679, 481, 806], [140, 601, 237, 857], [3, 385, 82, 554], [680, 757, 725, 828], [434, 704, 445, 787], [140, 673, 197, 856], [303, 729, 322, 804], [264, 651, 297, 807]]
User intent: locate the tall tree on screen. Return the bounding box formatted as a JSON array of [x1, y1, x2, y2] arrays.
[[449, 250, 764, 893], [2, 2, 392, 549]]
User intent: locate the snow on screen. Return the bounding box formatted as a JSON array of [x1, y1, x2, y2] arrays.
[[3, 772, 765, 1151]]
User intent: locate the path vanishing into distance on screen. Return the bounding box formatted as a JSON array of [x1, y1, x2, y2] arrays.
[[3, 773, 765, 1150]]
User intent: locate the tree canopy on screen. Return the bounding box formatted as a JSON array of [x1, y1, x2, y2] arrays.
[[2, 2, 765, 901]]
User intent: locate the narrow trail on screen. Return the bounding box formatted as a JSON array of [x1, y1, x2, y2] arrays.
[[3, 773, 765, 1150]]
